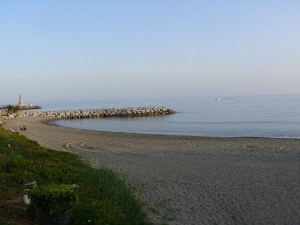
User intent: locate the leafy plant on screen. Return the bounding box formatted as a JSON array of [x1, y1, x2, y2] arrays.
[[30, 184, 77, 216]]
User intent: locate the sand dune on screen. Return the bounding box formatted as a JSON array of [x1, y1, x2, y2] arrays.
[[4, 117, 300, 225]]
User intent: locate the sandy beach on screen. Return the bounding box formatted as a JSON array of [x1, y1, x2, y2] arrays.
[[4, 117, 300, 225]]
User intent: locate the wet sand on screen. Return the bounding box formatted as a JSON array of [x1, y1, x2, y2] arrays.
[[4, 117, 300, 225]]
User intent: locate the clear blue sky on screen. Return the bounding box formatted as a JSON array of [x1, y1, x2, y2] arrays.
[[1, 0, 299, 104]]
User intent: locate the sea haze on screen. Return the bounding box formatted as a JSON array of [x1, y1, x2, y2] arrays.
[[47, 94, 300, 138]]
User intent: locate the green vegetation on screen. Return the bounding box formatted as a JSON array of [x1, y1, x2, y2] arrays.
[[30, 184, 77, 216], [0, 128, 151, 225], [6, 105, 19, 114]]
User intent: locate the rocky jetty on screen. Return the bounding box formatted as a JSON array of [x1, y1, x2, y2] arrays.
[[0, 104, 41, 111], [0, 109, 7, 126], [18, 107, 175, 119], [19, 104, 42, 110]]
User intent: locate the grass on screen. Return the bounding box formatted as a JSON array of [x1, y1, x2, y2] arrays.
[[0, 128, 151, 225]]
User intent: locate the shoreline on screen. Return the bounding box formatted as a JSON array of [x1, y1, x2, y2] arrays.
[[47, 112, 300, 139], [49, 117, 300, 140], [51, 120, 300, 140], [4, 117, 300, 225], [35, 118, 300, 140]]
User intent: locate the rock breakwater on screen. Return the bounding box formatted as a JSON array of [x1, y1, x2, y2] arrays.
[[19, 104, 42, 110], [18, 107, 175, 119]]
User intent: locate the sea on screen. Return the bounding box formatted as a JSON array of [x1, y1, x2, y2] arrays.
[[41, 94, 300, 138]]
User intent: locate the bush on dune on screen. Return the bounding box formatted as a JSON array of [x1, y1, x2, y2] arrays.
[[0, 128, 151, 225]]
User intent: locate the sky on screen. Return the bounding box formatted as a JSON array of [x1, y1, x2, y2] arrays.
[[0, 0, 299, 104]]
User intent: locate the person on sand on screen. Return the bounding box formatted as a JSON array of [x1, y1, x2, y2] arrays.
[[20, 125, 27, 131]]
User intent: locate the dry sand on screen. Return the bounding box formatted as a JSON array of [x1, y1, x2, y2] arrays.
[[4, 117, 300, 225]]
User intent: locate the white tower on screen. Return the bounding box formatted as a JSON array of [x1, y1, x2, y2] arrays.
[[18, 94, 24, 106]]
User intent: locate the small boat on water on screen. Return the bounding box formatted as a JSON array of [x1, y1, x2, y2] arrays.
[[215, 97, 221, 101]]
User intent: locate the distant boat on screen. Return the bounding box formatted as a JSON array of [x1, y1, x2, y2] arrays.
[[215, 98, 221, 101]]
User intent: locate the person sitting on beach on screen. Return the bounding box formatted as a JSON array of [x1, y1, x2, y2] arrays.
[[20, 125, 27, 131]]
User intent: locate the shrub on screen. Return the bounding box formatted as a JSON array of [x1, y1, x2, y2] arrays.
[[71, 200, 128, 225], [6, 105, 19, 114], [0, 129, 151, 225], [30, 184, 77, 216]]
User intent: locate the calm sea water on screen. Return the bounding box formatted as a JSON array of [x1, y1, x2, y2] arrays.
[[46, 94, 300, 138]]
